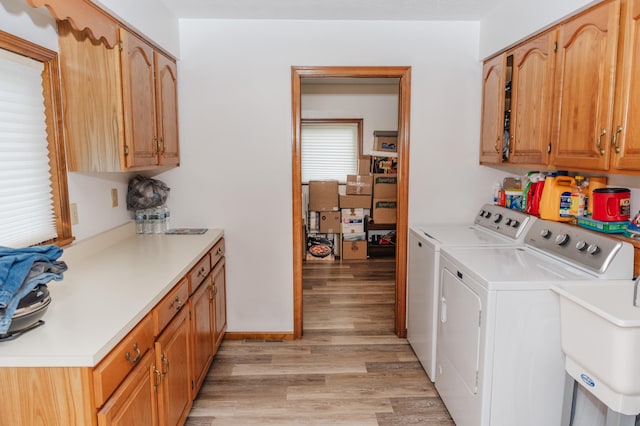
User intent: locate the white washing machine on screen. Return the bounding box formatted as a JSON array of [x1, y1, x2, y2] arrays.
[[435, 219, 634, 426], [408, 204, 535, 382]]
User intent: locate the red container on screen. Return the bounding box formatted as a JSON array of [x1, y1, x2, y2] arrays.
[[592, 188, 631, 222]]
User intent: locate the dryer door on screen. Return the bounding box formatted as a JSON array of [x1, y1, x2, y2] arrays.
[[436, 265, 483, 426]]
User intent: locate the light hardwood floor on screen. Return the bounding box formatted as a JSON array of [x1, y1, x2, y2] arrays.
[[186, 258, 454, 425]]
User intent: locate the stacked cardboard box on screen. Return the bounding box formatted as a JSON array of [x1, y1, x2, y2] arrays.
[[372, 173, 397, 224], [339, 174, 372, 210], [341, 208, 367, 260]]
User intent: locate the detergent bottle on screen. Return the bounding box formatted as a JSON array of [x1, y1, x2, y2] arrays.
[[539, 175, 576, 221]]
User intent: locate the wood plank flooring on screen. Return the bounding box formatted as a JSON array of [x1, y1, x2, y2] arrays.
[[186, 258, 454, 425]]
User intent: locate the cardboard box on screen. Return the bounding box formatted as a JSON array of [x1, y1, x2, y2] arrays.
[[339, 194, 372, 209], [319, 211, 341, 233], [342, 240, 367, 260], [358, 156, 371, 175], [309, 180, 339, 211], [373, 131, 397, 152], [308, 211, 320, 233], [372, 198, 397, 224], [346, 175, 373, 195], [373, 174, 397, 198], [341, 208, 365, 234]]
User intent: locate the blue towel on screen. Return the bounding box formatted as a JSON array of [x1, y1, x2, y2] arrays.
[[0, 245, 63, 309], [0, 260, 67, 334]]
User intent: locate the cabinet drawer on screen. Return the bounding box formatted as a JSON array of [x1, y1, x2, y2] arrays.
[[188, 254, 211, 294], [153, 277, 189, 336], [210, 238, 225, 268], [93, 314, 154, 408]]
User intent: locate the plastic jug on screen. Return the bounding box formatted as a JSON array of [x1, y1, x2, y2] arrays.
[[539, 175, 576, 221]]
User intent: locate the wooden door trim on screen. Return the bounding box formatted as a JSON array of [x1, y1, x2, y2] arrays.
[[291, 65, 411, 339]]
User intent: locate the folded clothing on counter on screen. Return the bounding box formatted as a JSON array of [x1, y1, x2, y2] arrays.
[[0, 246, 66, 334]]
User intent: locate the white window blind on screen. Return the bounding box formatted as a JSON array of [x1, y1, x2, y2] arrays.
[[0, 49, 56, 248], [301, 123, 358, 183]]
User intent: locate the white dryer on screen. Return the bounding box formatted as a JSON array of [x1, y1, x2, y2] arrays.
[[408, 204, 535, 382], [435, 219, 634, 426]]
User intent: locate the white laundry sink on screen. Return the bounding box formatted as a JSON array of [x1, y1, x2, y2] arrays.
[[551, 281, 640, 415]]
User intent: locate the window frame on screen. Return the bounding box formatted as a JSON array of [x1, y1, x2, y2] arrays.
[[300, 118, 363, 184], [0, 30, 73, 247]]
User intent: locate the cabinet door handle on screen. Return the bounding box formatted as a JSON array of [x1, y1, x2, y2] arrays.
[[159, 138, 165, 155], [153, 364, 162, 391], [611, 125, 622, 154], [161, 352, 170, 377], [125, 342, 141, 365], [494, 137, 500, 153], [596, 128, 606, 155]]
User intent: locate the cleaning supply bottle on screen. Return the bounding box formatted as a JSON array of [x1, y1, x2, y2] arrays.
[[569, 175, 586, 218], [539, 175, 576, 222]]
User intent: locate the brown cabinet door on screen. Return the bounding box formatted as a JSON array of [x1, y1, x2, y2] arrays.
[[156, 307, 192, 426], [480, 54, 505, 164], [213, 258, 227, 349], [190, 275, 215, 398], [120, 28, 158, 169], [97, 350, 158, 426], [508, 30, 557, 165], [155, 52, 180, 167], [550, 0, 620, 171], [611, 0, 640, 171]]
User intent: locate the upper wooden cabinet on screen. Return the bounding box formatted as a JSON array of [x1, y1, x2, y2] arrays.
[[549, 0, 620, 171], [58, 21, 180, 172], [611, 0, 640, 171], [479, 54, 505, 165], [507, 29, 557, 165]]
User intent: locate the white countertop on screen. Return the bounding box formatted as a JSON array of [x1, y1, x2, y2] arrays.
[[0, 223, 223, 367]]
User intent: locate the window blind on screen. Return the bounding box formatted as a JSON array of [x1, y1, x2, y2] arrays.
[[0, 49, 57, 248], [301, 123, 358, 183]]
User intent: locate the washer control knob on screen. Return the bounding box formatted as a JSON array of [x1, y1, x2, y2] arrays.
[[485, 212, 492, 219], [540, 229, 551, 239], [576, 241, 587, 251], [587, 244, 601, 255], [511, 220, 520, 228], [555, 233, 570, 246], [494, 213, 503, 223], [505, 218, 512, 226]]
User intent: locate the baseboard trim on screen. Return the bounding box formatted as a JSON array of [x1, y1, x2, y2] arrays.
[[224, 332, 294, 341]]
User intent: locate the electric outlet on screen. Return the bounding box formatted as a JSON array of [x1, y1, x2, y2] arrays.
[[70, 203, 79, 225], [111, 188, 118, 207]]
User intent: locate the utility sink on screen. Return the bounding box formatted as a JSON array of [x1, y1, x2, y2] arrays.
[[551, 281, 640, 415]]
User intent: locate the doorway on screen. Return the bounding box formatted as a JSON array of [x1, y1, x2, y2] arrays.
[[291, 66, 411, 339]]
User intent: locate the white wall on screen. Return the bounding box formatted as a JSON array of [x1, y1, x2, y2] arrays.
[[156, 19, 508, 333], [479, 0, 601, 59], [302, 82, 399, 154]]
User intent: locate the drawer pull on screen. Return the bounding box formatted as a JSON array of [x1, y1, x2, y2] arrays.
[[216, 247, 224, 256], [197, 266, 206, 277], [125, 342, 141, 365], [170, 296, 182, 311]]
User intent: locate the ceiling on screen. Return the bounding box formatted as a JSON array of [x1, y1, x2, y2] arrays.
[[157, 0, 504, 21]]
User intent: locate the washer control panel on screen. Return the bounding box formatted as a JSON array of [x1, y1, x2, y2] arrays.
[[474, 204, 533, 240], [525, 219, 633, 278]]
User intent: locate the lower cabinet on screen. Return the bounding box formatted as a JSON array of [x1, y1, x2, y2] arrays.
[[190, 273, 215, 398], [97, 349, 158, 426], [212, 257, 227, 349], [155, 307, 192, 426]]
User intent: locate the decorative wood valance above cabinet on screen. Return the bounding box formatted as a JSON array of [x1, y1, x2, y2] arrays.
[[480, 0, 640, 175], [25, 0, 118, 48]]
